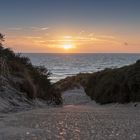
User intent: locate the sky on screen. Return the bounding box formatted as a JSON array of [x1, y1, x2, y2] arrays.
[[0, 0, 140, 53]]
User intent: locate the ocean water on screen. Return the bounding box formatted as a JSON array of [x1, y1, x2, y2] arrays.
[[23, 53, 140, 83]]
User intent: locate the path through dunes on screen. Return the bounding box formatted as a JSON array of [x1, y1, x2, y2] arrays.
[[62, 87, 92, 105], [0, 88, 140, 140]]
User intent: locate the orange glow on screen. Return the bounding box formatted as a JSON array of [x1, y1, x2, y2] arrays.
[[4, 31, 140, 53], [63, 44, 75, 50]]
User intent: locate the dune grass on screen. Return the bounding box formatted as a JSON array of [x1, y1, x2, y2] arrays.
[[0, 33, 62, 105]]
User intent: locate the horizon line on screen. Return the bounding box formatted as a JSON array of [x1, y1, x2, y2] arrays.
[[20, 52, 140, 54]]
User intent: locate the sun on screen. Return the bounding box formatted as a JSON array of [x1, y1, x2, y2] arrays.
[[63, 44, 74, 50]]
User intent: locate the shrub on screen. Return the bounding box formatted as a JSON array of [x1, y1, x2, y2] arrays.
[[85, 60, 140, 104], [0, 33, 62, 104]]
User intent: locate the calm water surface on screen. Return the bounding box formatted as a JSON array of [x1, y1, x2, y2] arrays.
[[23, 53, 140, 83]]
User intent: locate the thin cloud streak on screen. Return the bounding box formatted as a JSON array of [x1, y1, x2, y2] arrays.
[[8, 27, 22, 31]]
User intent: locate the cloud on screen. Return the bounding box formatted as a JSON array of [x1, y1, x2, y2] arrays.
[[78, 30, 85, 35], [88, 33, 94, 37], [96, 35, 116, 40], [7, 26, 49, 32], [40, 27, 49, 30], [5, 30, 123, 52], [8, 27, 22, 31], [23, 36, 42, 39], [30, 26, 49, 31]]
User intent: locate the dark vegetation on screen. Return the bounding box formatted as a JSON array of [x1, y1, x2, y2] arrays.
[[56, 60, 140, 104], [55, 73, 91, 92], [85, 61, 140, 104], [1, 32, 140, 105], [0, 33, 62, 105]]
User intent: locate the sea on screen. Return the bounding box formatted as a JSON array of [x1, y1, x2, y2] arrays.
[[23, 53, 140, 83]]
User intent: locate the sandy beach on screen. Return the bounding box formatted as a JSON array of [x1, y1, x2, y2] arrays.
[[0, 88, 140, 140]]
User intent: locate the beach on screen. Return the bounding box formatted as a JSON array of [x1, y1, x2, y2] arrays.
[[0, 88, 140, 140]]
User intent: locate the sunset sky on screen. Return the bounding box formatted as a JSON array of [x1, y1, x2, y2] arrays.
[[0, 0, 140, 53]]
